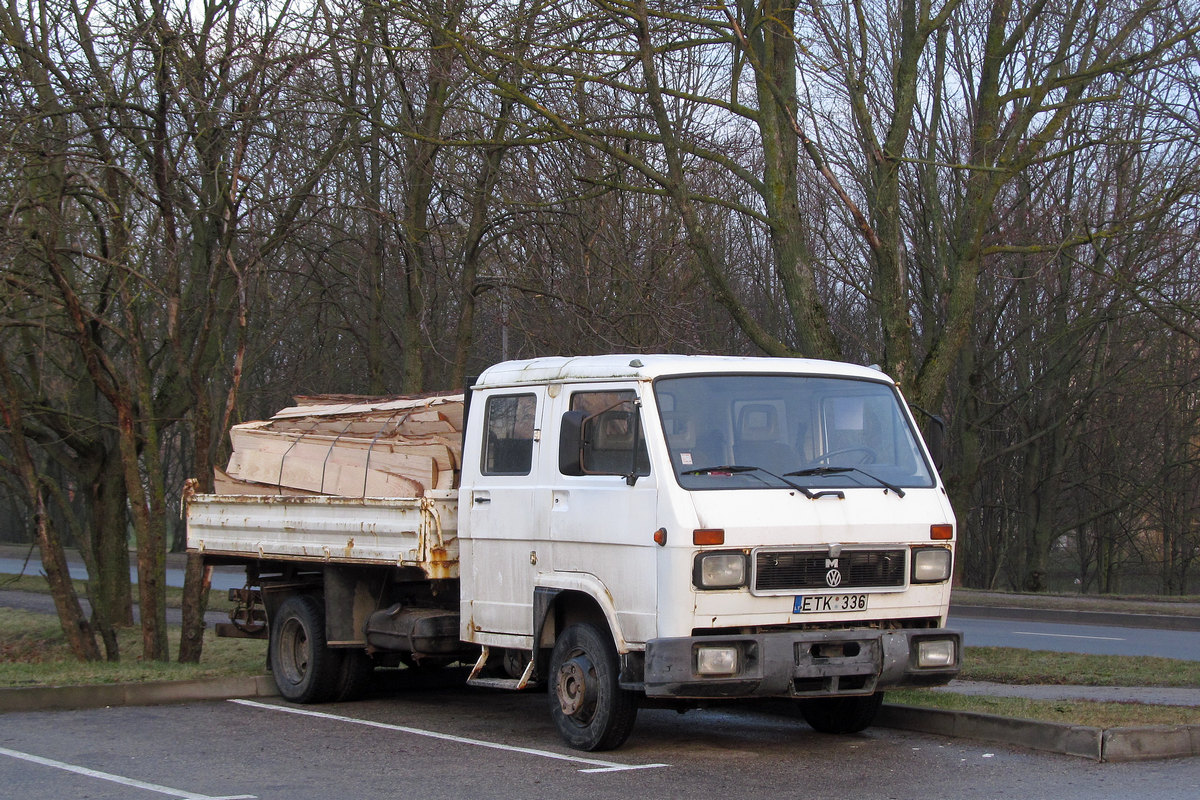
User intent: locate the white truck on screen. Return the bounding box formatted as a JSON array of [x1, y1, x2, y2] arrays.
[[186, 354, 960, 751]]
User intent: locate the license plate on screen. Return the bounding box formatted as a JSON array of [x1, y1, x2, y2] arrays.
[[793, 593, 869, 614]]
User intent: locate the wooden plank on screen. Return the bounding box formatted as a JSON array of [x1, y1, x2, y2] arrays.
[[432, 400, 464, 431], [269, 412, 460, 437], [227, 433, 439, 489], [213, 466, 321, 496], [392, 414, 457, 435], [231, 424, 458, 473], [270, 394, 464, 421], [226, 448, 427, 497], [223, 392, 464, 497]]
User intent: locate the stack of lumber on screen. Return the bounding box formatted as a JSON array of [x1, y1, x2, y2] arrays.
[[216, 393, 465, 497]]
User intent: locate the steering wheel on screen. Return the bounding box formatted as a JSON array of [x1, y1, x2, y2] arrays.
[[813, 447, 877, 466]]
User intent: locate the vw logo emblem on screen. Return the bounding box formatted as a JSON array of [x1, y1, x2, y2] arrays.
[[825, 568, 843, 587]]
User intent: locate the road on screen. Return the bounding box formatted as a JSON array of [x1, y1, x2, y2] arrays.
[[950, 613, 1200, 661], [0, 556, 246, 592], [2, 683, 1198, 800]]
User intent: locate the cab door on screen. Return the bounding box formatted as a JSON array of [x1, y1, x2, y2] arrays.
[[549, 384, 659, 645], [461, 389, 546, 647]]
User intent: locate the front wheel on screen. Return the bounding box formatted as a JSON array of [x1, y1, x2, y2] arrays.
[[799, 692, 884, 734], [548, 623, 638, 751], [269, 594, 343, 704]]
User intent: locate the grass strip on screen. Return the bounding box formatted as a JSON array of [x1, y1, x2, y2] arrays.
[[952, 588, 1200, 615], [0, 607, 266, 687], [960, 646, 1200, 687], [889, 688, 1200, 728]]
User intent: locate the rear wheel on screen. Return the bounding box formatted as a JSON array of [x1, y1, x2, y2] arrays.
[[799, 692, 884, 734], [548, 623, 638, 751], [332, 649, 375, 702], [269, 594, 343, 703]]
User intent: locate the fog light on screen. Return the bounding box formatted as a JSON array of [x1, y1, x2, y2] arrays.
[[696, 645, 739, 676], [917, 639, 956, 668]]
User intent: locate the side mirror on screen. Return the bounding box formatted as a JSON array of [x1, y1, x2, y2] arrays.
[[558, 410, 587, 475], [624, 402, 643, 487], [908, 404, 946, 471], [919, 411, 946, 471], [926, 417, 946, 471]]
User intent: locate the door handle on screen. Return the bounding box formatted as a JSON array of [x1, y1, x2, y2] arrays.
[[473, 495, 491, 505]]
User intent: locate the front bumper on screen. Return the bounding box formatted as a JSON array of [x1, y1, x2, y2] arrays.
[[642, 628, 961, 698]]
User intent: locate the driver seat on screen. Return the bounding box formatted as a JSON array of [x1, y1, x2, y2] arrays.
[[733, 404, 798, 475]]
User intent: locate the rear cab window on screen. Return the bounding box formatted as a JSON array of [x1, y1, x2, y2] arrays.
[[482, 394, 537, 475]]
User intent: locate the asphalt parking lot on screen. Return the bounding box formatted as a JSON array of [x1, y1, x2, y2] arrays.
[[3, 678, 1199, 800]]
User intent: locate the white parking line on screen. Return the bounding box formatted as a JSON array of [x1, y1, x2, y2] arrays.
[[0, 745, 255, 799], [1013, 631, 1125, 641], [230, 699, 670, 773]]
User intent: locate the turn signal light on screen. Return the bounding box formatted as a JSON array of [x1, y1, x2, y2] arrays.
[[930, 524, 953, 540], [693, 528, 725, 546]]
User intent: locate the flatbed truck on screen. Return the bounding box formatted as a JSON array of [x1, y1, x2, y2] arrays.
[[186, 354, 961, 750]]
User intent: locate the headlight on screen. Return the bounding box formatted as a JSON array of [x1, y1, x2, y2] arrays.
[[911, 547, 951, 583], [693, 552, 747, 589]]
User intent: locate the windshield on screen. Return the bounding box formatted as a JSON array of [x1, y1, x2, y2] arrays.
[[654, 374, 934, 491]]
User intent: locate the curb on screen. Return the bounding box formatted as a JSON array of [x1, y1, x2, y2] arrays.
[[878, 703, 1200, 762], [0, 675, 278, 713], [949, 603, 1200, 632]]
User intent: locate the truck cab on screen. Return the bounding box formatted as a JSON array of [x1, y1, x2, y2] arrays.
[[459, 354, 960, 749]]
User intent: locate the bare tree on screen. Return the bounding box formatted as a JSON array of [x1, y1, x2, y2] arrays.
[[1, 0, 348, 658]]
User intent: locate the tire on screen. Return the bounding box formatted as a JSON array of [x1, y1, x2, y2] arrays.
[[332, 649, 375, 702], [269, 594, 343, 704], [547, 622, 638, 751], [799, 692, 884, 734]]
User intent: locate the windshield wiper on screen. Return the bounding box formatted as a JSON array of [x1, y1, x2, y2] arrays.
[[787, 466, 853, 477], [682, 464, 820, 499], [681, 464, 761, 476], [785, 466, 906, 498]]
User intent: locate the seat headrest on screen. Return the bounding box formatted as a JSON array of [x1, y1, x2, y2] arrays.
[[738, 404, 779, 442]]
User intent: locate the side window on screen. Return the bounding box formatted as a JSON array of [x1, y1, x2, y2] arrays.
[[482, 394, 537, 475], [569, 390, 650, 476]]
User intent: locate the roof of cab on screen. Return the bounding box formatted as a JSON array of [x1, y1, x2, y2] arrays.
[[472, 354, 893, 388]]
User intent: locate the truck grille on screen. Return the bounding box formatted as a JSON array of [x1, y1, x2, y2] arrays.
[[754, 548, 907, 592]]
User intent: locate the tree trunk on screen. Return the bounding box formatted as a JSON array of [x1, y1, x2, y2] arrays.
[[0, 356, 100, 661], [34, 493, 102, 661], [114, 400, 169, 661], [178, 550, 213, 663], [89, 447, 134, 641]]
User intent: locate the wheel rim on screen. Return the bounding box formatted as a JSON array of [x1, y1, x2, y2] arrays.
[[278, 617, 310, 685], [555, 649, 598, 725]]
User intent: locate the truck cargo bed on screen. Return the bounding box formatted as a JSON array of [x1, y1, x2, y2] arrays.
[[185, 490, 458, 579]]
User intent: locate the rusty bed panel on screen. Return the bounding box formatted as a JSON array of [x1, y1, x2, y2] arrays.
[[185, 490, 459, 579]]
